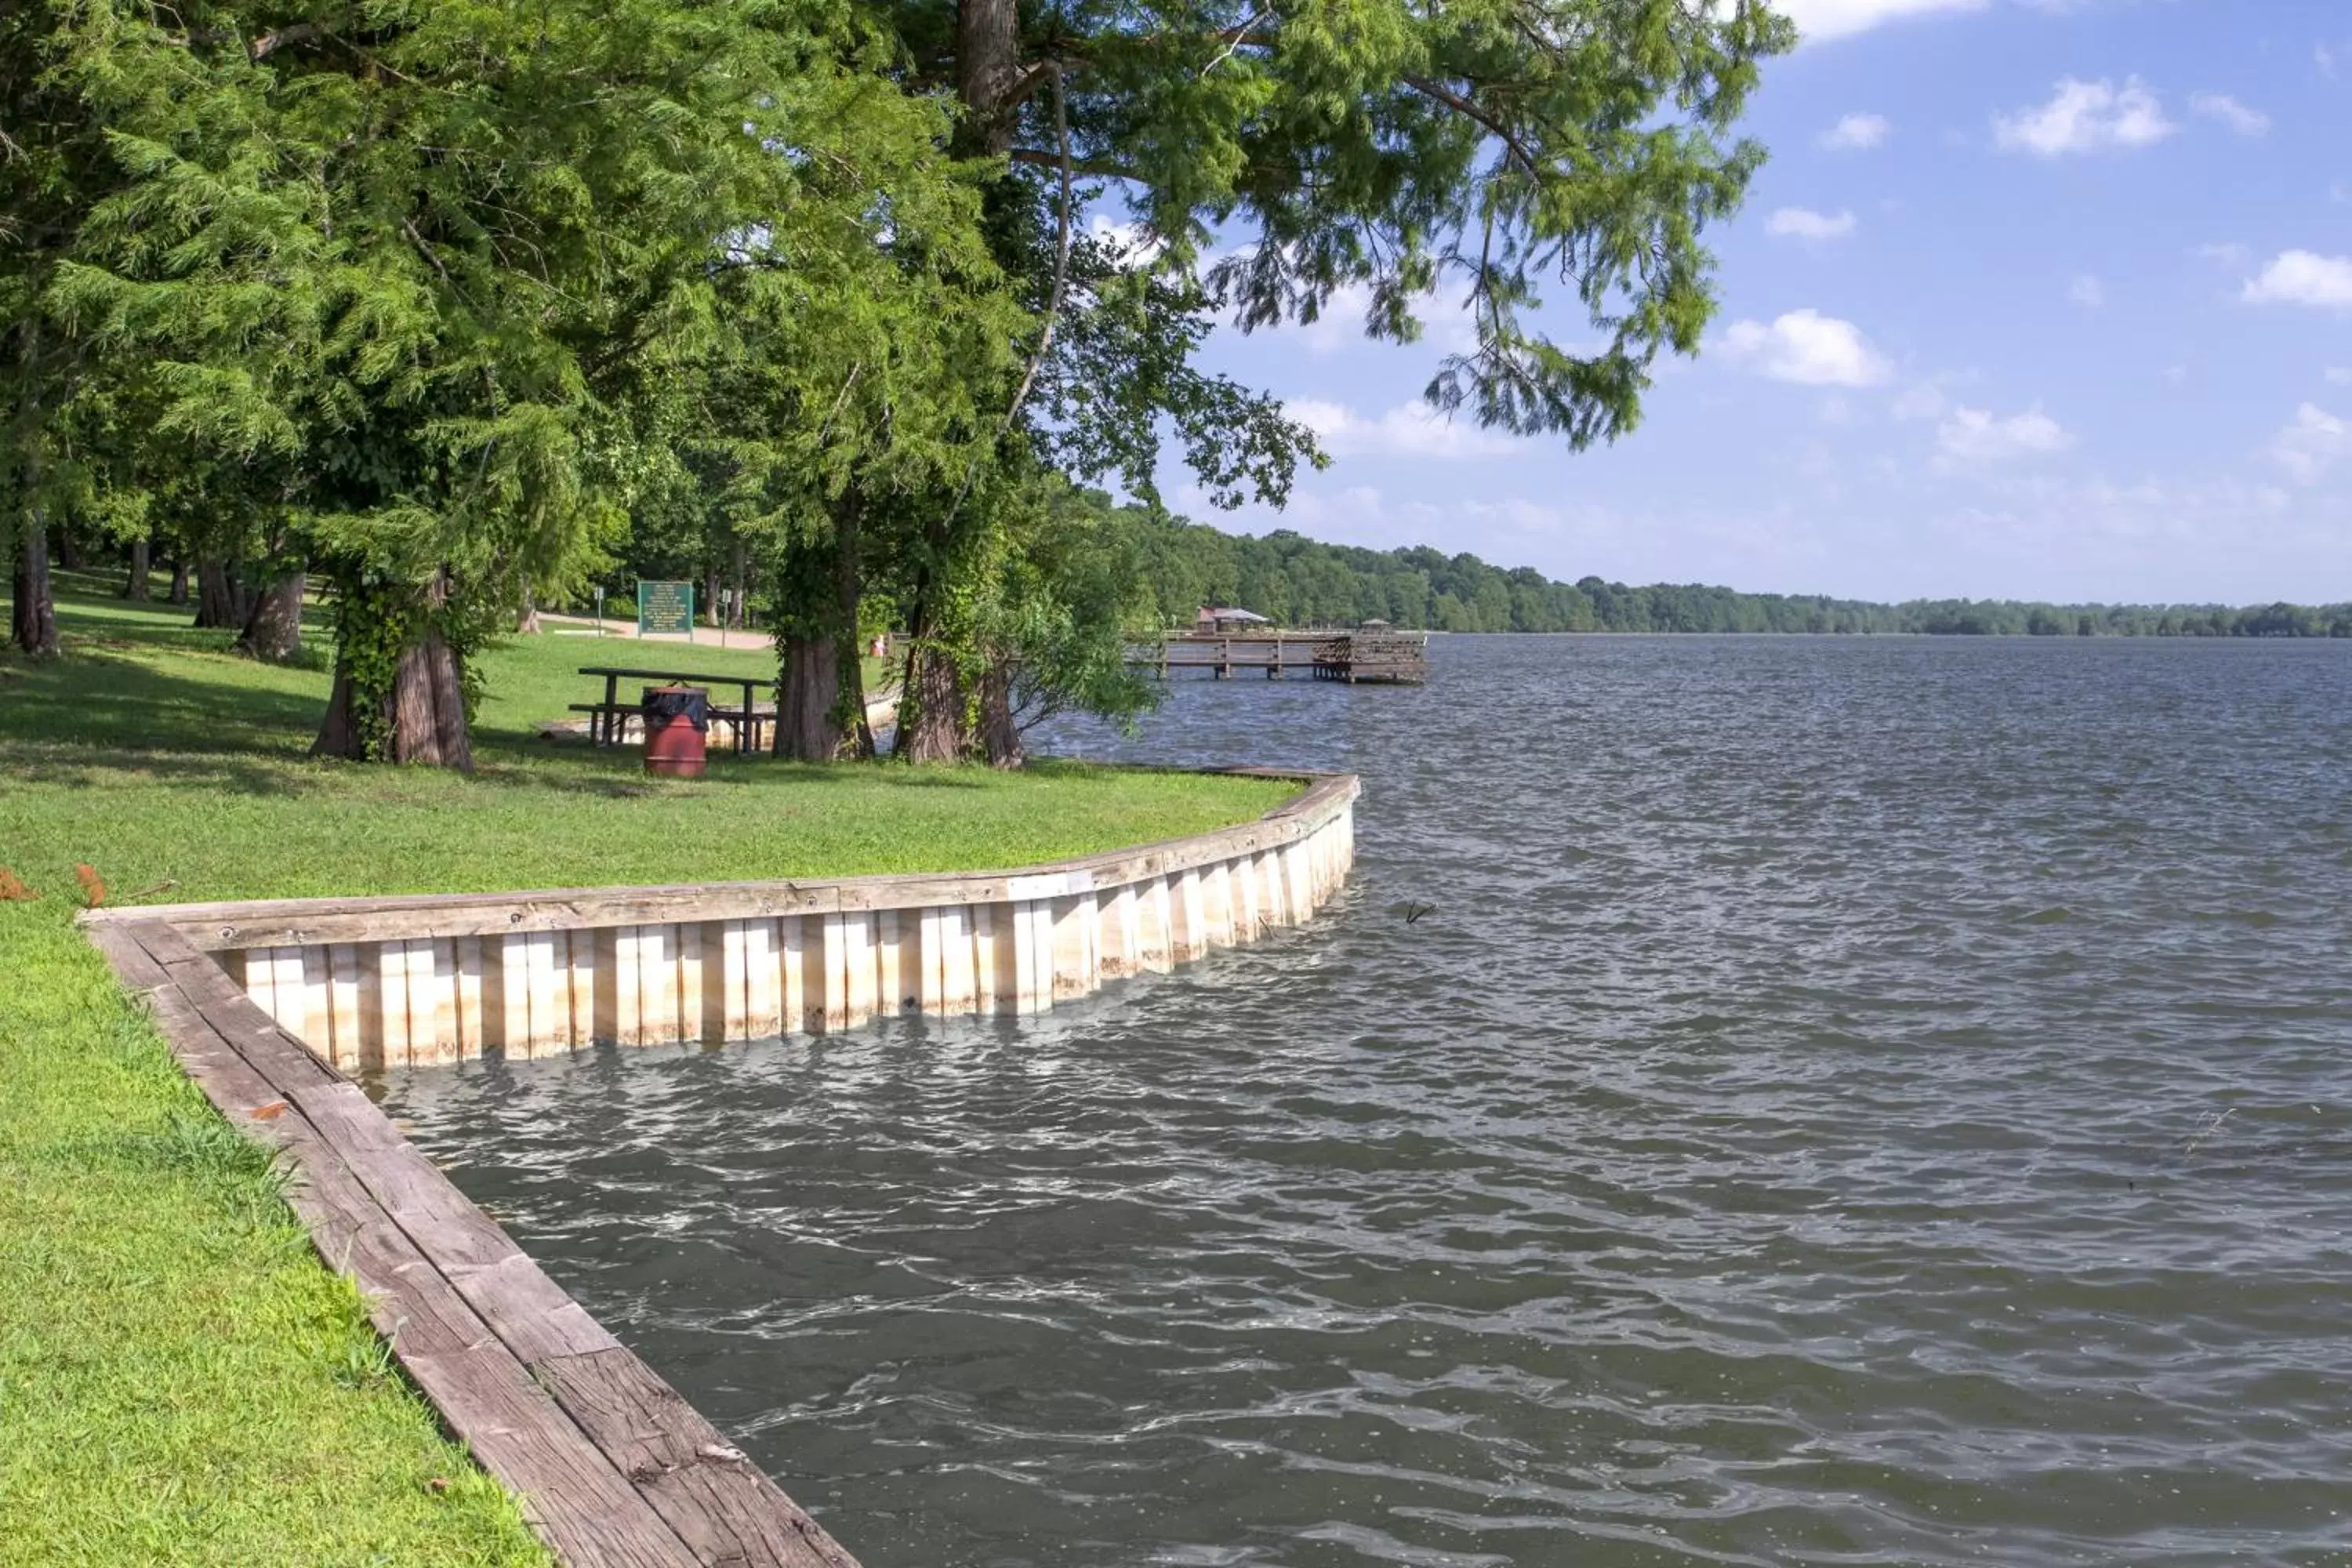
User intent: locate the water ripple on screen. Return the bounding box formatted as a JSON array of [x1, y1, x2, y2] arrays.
[[391, 637, 2352, 1566]]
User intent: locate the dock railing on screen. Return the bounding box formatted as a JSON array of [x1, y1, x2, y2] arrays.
[[1130, 629, 1427, 684]]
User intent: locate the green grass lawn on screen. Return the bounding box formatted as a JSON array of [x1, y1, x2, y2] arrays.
[[0, 575, 1288, 1566], [5, 573, 1285, 901]]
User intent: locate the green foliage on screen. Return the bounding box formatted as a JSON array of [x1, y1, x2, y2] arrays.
[[23, 0, 1033, 744], [976, 476, 1163, 731], [11, 0, 1805, 751], [886, 0, 1796, 446], [1015, 201, 1326, 511]]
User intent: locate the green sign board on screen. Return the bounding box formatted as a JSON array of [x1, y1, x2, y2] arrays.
[[637, 579, 695, 637]]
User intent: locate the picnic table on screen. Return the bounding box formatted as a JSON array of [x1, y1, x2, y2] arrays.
[[573, 665, 772, 755]]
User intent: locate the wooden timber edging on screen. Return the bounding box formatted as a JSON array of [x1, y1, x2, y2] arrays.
[[83, 770, 1359, 1075], [75, 769, 1359, 1568], [84, 916, 860, 1568]]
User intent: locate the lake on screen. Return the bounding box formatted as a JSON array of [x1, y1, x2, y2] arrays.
[[387, 635, 2352, 1566]]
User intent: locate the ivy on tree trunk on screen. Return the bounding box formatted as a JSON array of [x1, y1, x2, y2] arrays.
[[977, 656, 1024, 768], [895, 637, 967, 764], [771, 502, 871, 763], [892, 508, 978, 764], [312, 568, 472, 771]]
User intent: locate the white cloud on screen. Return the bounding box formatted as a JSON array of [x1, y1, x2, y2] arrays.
[[1237, 276, 1481, 357], [1261, 281, 1381, 357], [2241, 251, 2352, 311], [1287, 398, 1519, 460], [2197, 241, 2252, 270], [2270, 403, 2348, 484], [2188, 92, 2270, 137], [2327, 367, 2352, 386], [1196, 482, 1631, 558], [1993, 78, 2176, 156], [1777, 0, 1987, 44], [1087, 216, 1166, 267], [1892, 382, 1950, 422], [1935, 405, 2075, 466], [2068, 274, 2104, 308], [1820, 112, 1893, 151], [1766, 206, 1859, 241], [1719, 310, 1893, 387]]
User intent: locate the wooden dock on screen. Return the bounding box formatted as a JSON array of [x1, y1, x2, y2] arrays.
[[1131, 630, 1428, 684]]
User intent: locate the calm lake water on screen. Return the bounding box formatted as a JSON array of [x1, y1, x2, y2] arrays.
[[387, 636, 2352, 1566]]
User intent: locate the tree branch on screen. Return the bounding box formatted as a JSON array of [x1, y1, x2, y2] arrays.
[[1200, 12, 1266, 77], [249, 24, 318, 60], [1009, 66, 1078, 422], [400, 218, 452, 285], [940, 66, 1080, 532], [1402, 75, 1541, 176], [1001, 55, 1076, 113]]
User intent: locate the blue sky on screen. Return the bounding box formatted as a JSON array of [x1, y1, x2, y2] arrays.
[[1160, 0, 2352, 605]]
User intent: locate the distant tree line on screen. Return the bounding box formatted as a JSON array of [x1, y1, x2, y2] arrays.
[[1113, 510, 2352, 637]]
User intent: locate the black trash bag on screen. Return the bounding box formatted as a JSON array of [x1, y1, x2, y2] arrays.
[[641, 684, 710, 732]]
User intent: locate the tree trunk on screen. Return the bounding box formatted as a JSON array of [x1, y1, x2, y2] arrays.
[[10, 320, 60, 657], [194, 558, 240, 628], [393, 627, 473, 768], [236, 570, 306, 662], [895, 642, 967, 763], [313, 659, 365, 758], [310, 568, 473, 771], [12, 519, 59, 658], [123, 535, 151, 601], [775, 633, 841, 761], [770, 503, 871, 762], [978, 655, 1025, 768], [168, 559, 191, 605], [53, 526, 83, 571], [955, 0, 1025, 154], [729, 537, 749, 629], [704, 563, 723, 627]]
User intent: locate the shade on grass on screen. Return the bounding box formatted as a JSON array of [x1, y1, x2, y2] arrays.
[[0, 577, 1290, 1564], [2, 577, 1290, 902]]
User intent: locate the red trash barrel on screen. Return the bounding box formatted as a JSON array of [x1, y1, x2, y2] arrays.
[[641, 684, 710, 779]]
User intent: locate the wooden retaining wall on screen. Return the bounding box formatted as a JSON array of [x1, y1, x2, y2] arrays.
[[102, 771, 1356, 1073], [77, 770, 1359, 1568], [85, 916, 862, 1568]]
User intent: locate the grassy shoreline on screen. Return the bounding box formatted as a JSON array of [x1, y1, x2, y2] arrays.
[[1, 581, 1289, 1564]]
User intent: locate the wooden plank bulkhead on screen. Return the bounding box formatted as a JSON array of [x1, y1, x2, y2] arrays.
[[95, 772, 1359, 1071]]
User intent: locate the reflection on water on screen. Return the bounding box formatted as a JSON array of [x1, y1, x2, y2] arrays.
[[390, 636, 2352, 1566]]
